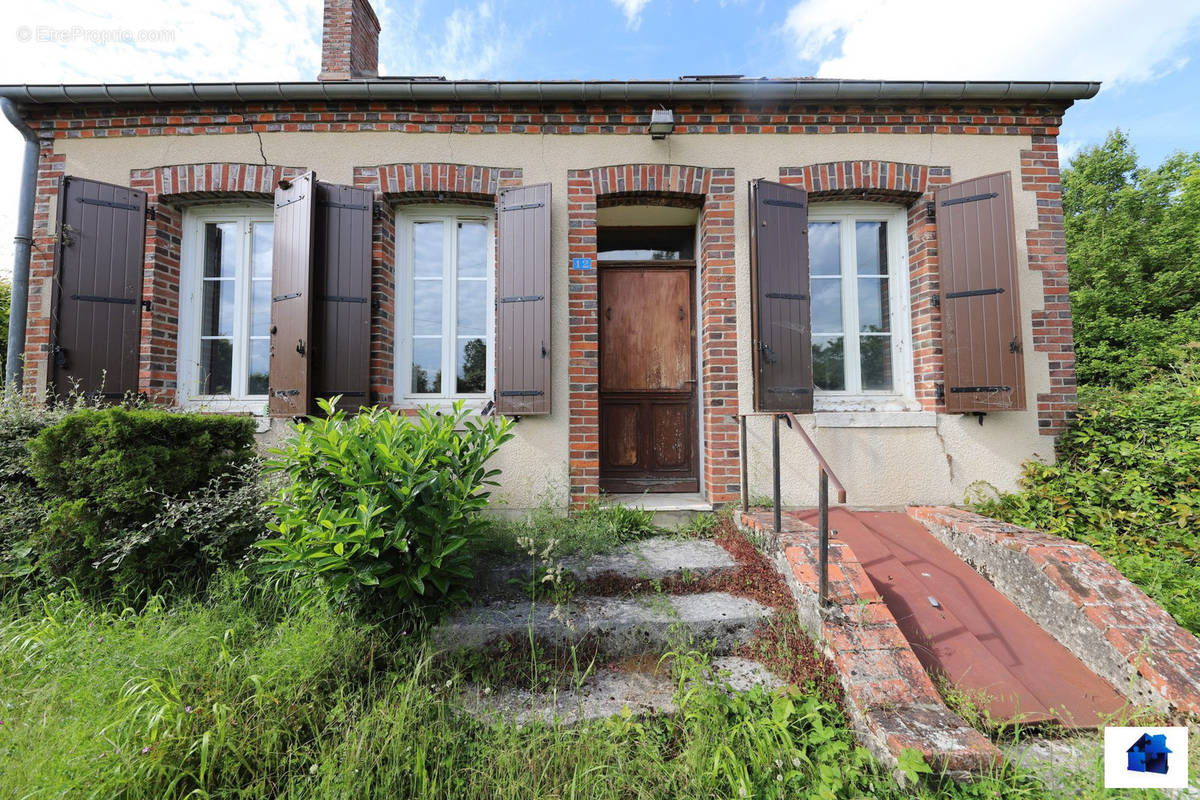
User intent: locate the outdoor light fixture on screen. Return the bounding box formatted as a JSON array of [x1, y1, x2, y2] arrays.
[[648, 108, 675, 139]]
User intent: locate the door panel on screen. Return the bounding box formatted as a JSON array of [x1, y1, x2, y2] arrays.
[[603, 403, 641, 467], [599, 263, 698, 493], [600, 269, 693, 392]]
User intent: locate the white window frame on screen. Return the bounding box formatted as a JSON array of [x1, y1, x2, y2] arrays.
[[177, 204, 273, 413], [395, 205, 496, 405], [808, 203, 917, 412]]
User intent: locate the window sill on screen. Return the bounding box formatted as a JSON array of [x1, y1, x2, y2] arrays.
[[812, 410, 937, 428]]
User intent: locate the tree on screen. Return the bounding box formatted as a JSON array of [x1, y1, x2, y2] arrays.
[[0, 279, 9, 385], [1062, 130, 1200, 387]]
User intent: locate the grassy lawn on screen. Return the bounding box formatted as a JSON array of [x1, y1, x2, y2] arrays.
[[0, 528, 1152, 800]]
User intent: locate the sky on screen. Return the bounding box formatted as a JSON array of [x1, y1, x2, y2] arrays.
[[1, 0, 1199, 276]]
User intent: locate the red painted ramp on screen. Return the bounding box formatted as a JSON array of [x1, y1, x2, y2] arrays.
[[795, 509, 1127, 727]]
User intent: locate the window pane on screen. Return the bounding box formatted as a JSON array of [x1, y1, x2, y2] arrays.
[[414, 222, 444, 278], [809, 221, 841, 276], [812, 335, 845, 391], [811, 278, 843, 334], [247, 338, 269, 395], [250, 279, 271, 338], [456, 279, 487, 336], [858, 277, 891, 333], [413, 280, 443, 335], [203, 222, 238, 278], [860, 335, 893, 391], [202, 279, 235, 337], [457, 221, 488, 278], [855, 221, 887, 275], [457, 337, 487, 393], [251, 222, 273, 279], [411, 338, 442, 394], [199, 339, 233, 395]]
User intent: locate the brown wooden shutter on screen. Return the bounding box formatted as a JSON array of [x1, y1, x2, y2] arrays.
[[311, 181, 372, 413], [269, 172, 317, 417], [51, 176, 147, 399], [495, 183, 551, 416], [936, 172, 1026, 412], [750, 179, 813, 412]]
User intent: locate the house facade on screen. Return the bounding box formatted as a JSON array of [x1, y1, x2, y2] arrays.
[[0, 0, 1097, 512]]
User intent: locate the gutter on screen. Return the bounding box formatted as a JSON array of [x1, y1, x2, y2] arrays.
[[0, 79, 1102, 106], [1, 98, 37, 394]]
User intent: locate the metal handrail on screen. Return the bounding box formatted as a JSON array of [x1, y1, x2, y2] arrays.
[[738, 411, 847, 606]]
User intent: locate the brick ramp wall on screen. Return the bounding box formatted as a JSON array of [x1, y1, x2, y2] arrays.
[[908, 506, 1200, 715]]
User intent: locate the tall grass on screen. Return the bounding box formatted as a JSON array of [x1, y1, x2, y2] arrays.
[[0, 571, 1110, 799]]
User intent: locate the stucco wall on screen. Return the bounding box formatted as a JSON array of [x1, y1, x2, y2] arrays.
[[49, 130, 1051, 510]]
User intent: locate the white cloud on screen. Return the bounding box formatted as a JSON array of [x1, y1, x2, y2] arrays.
[[0, 0, 324, 280], [782, 0, 1200, 85], [612, 0, 651, 31], [381, 0, 522, 78]]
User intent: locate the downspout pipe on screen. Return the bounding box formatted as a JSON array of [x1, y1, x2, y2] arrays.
[[2, 98, 37, 394]]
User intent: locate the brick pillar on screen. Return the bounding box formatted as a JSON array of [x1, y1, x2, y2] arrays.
[[567, 170, 600, 507]]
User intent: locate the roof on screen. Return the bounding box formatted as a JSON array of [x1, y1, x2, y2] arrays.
[[0, 78, 1101, 106]]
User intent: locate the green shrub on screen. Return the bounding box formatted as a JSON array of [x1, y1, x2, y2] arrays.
[[22, 406, 257, 594], [972, 363, 1200, 633], [259, 399, 513, 614]]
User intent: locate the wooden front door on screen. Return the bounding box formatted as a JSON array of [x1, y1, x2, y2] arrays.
[[599, 265, 698, 492]]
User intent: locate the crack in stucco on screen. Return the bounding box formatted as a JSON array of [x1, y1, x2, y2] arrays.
[[254, 131, 268, 165], [933, 418, 955, 483]]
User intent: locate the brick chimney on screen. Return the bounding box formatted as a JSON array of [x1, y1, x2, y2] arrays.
[[318, 0, 381, 80]]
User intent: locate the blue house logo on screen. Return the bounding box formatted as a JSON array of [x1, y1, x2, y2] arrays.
[[1127, 733, 1172, 775]]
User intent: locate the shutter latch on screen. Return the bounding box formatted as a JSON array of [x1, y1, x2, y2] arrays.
[[935, 384, 945, 402], [757, 341, 778, 364], [296, 339, 306, 357], [1009, 338, 1022, 354], [145, 205, 157, 221], [53, 345, 68, 368]]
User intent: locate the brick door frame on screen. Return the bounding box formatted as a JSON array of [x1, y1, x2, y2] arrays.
[[567, 164, 738, 508]]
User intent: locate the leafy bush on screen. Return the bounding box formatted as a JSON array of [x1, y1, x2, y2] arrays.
[[19, 406, 257, 594], [259, 400, 513, 614], [971, 365, 1200, 633], [94, 460, 274, 591], [0, 397, 84, 584]]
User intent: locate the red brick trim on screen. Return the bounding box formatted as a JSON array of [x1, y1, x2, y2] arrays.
[[566, 164, 738, 508], [25, 103, 1066, 140], [909, 506, 1200, 715], [779, 161, 952, 411], [21, 146, 65, 399], [741, 510, 1001, 775], [1021, 136, 1077, 435], [352, 163, 523, 406]]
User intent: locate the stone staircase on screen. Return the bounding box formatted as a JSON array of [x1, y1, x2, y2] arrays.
[[437, 535, 783, 725]]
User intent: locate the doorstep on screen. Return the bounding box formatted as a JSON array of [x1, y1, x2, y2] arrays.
[[602, 492, 713, 526]]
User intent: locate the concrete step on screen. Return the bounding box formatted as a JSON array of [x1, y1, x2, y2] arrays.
[[434, 591, 773, 659], [462, 656, 784, 726], [601, 493, 713, 527], [470, 536, 737, 600]]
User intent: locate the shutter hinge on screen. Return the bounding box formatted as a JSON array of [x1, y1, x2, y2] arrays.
[[500, 390, 544, 397], [500, 295, 544, 303], [946, 287, 1004, 300], [941, 191, 999, 207], [499, 201, 545, 212], [764, 292, 807, 301]]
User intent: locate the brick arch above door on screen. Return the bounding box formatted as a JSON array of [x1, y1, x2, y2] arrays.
[[567, 163, 737, 508], [779, 160, 952, 412]]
